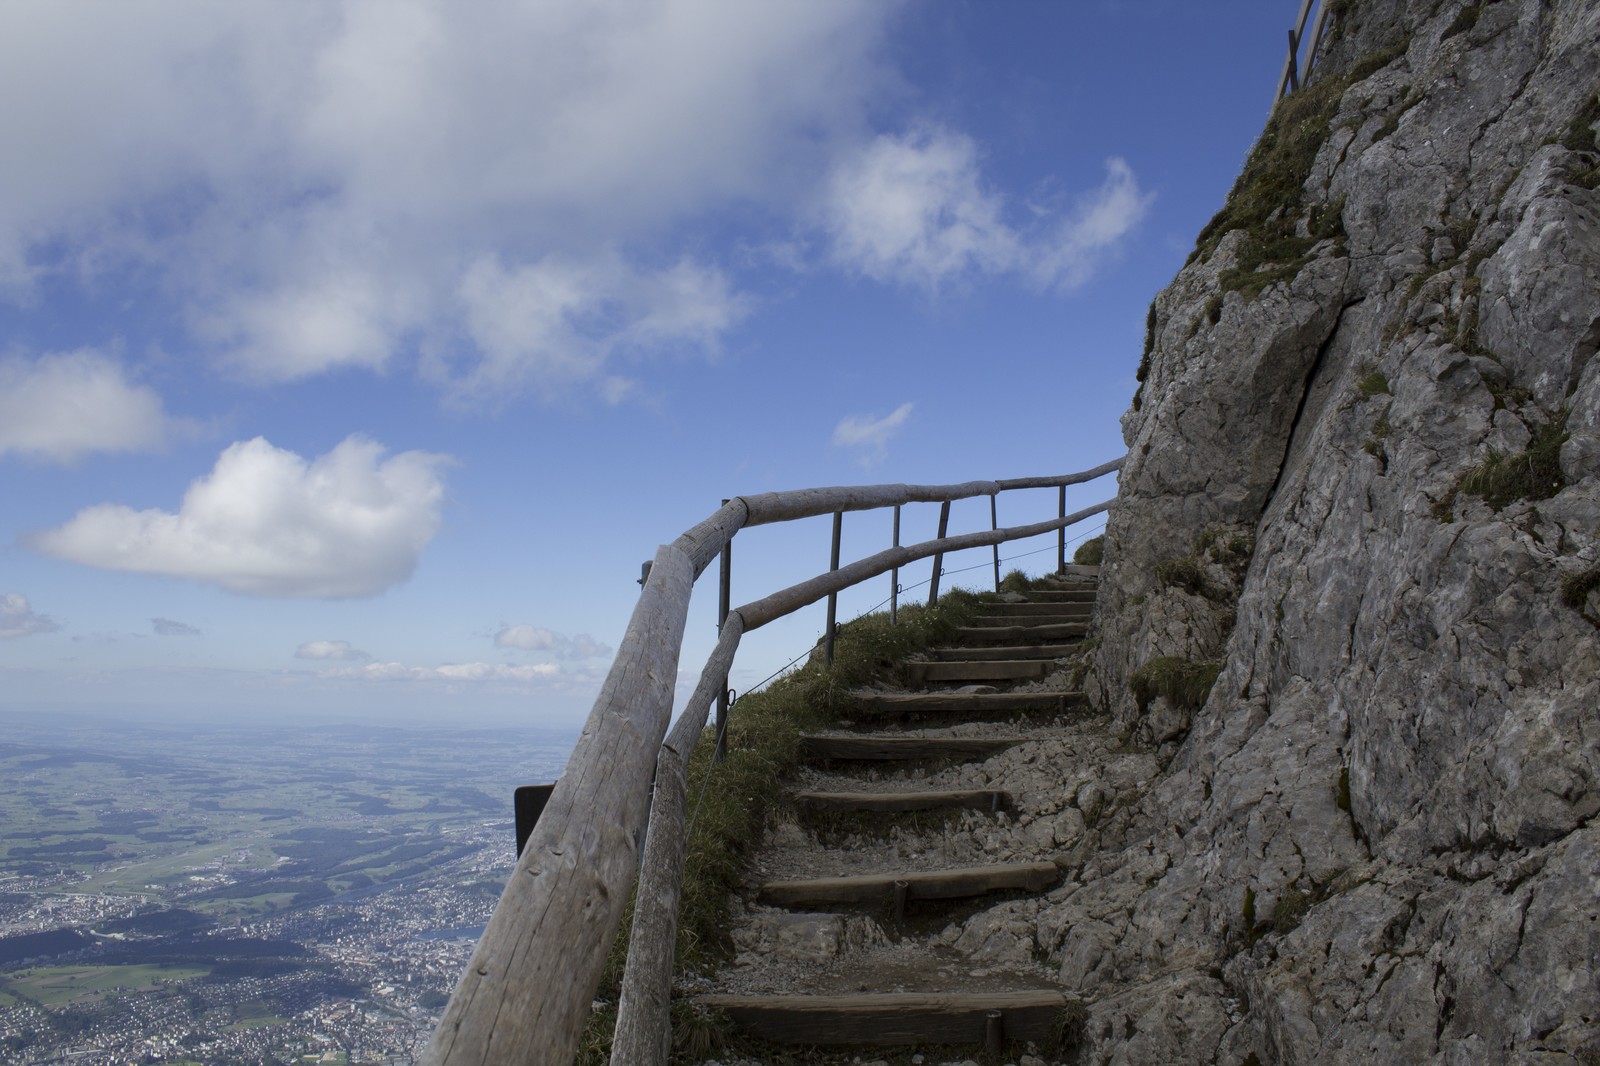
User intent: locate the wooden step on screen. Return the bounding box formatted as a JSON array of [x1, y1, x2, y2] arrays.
[[1015, 589, 1097, 603], [955, 622, 1087, 644], [799, 735, 1025, 762], [696, 990, 1070, 1047], [792, 788, 1008, 813], [757, 861, 1061, 908], [906, 659, 1053, 683], [850, 691, 1081, 717], [977, 601, 1093, 617], [928, 642, 1080, 661]]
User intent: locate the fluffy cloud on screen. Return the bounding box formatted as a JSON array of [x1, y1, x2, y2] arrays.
[[0, 351, 183, 462], [493, 625, 611, 661], [322, 661, 561, 683], [30, 435, 449, 598], [295, 639, 371, 661], [151, 617, 201, 636], [0, 593, 59, 639], [833, 402, 914, 468], [0, 0, 893, 401], [823, 129, 1150, 290]]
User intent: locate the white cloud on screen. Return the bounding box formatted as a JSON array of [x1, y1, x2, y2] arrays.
[[0, 350, 184, 462], [295, 639, 371, 661], [823, 129, 1150, 290], [30, 435, 449, 598], [151, 617, 201, 636], [0, 0, 893, 402], [323, 660, 561, 683], [0, 593, 60, 639], [494, 625, 612, 661], [833, 402, 914, 468]]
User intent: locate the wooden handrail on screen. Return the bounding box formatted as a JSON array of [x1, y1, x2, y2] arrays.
[[423, 456, 1122, 1066]]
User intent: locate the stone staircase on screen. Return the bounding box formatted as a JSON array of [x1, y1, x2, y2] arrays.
[[694, 567, 1102, 1059]]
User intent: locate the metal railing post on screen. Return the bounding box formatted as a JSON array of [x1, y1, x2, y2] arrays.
[[824, 511, 842, 665], [715, 500, 732, 762], [990, 494, 1000, 592], [927, 500, 951, 608], [889, 504, 901, 625], [1057, 485, 1067, 573]]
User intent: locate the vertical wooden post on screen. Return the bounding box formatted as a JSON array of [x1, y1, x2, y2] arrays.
[[989, 494, 1000, 593], [889, 505, 901, 625], [926, 501, 951, 608], [1057, 485, 1067, 574], [824, 511, 842, 666], [715, 501, 732, 762]]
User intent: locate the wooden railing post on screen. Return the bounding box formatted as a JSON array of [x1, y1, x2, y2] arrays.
[[927, 500, 951, 608], [824, 511, 842, 665]]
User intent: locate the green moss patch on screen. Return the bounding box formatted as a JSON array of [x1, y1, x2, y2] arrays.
[[1129, 656, 1222, 713]]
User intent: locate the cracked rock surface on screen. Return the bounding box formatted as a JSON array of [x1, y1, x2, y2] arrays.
[[1068, 0, 1600, 1062]]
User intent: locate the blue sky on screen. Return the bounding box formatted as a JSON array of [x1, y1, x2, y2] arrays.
[[0, 0, 1295, 730]]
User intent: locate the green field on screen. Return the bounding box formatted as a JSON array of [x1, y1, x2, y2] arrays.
[[4, 964, 211, 1005]]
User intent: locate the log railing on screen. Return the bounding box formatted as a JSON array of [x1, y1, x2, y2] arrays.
[[1276, 0, 1332, 103], [423, 456, 1123, 1066]]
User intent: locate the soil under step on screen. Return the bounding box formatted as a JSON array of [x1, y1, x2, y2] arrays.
[[695, 990, 1069, 1047], [792, 788, 1008, 813], [799, 734, 1026, 762], [757, 861, 1060, 908]]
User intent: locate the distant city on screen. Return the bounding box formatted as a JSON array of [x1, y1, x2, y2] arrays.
[[0, 716, 574, 1065]]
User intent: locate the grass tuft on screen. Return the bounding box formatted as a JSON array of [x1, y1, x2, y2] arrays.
[[1074, 536, 1105, 566], [1154, 556, 1206, 596], [1128, 656, 1222, 713], [1357, 369, 1391, 397], [1457, 417, 1569, 510]]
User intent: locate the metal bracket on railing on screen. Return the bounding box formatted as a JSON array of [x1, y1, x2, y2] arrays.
[[637, 561, 652, 586], [714, 688, 737, 762]]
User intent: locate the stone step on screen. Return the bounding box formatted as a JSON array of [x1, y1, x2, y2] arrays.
[[905, 659, 1054, 683], [799, 735, 1026, 763], [792, 788, 1008, 814], [927, 642, 1080, 661], [757, 861, 1061, 909], [849, 691, 1082, 718], [954, 621, 1087, 644], [695, 990, 1070, 1048]]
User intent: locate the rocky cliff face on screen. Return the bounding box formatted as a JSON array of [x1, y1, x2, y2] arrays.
[[1055, 0, 1600, 1061]]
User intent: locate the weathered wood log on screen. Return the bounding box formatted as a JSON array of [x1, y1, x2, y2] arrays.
[[734, 457, 1122, 527], [1014, 589, 1097, 602], [737, 502, 1113, 630], [609, 613, 746, 1066], [696, 990, 1070, 1047], [670, 498, 748, 578], [905, 659, 1055, 683], [424, 545, 695, 1066], [792, 789, 1008, 813], [757, 862, 1060, 908], [799, 735, 1026, 762]]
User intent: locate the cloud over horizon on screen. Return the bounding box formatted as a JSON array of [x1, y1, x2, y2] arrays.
[[295, 639, 371, 662], [30, 435, 449, 598], [151, 617, 201, 636], [493, 624, 612, 661], [1, 593, 59, 639]]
